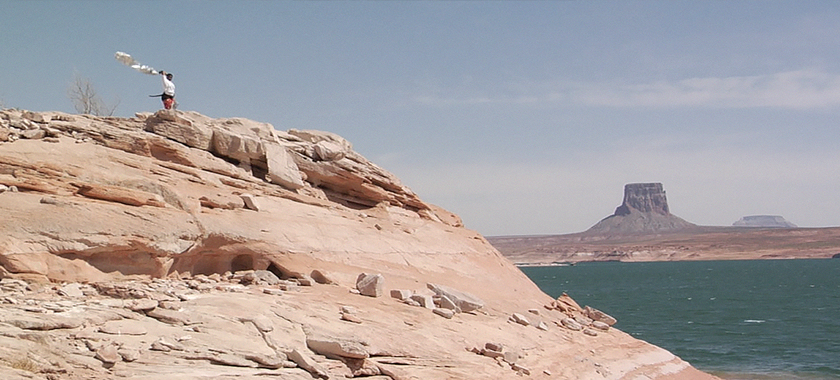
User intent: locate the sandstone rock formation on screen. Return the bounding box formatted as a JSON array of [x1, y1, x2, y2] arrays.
[[733, 215, 797, 228], [586, 183, 696, 235], [0, 109, 718, 380]]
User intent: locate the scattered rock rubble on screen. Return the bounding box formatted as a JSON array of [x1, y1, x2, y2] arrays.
[[388, 282, 488, 320], [0, 272, 620, 379], [470, 342, 530, 376], [499, 291, 617, 337], [0, 272, 355, 379]]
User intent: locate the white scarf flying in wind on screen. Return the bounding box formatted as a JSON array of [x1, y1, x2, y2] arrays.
[[114, 51, 159, 75]]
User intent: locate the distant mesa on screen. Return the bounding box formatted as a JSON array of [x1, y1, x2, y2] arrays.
[[732, 215, 797, 228], [585, 183, 696, 235]]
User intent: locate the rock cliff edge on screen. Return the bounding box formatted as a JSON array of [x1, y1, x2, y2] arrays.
[[0, 109, 718, 380]]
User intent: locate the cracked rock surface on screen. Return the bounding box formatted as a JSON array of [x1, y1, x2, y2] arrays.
[[0, 109, 719, 380]]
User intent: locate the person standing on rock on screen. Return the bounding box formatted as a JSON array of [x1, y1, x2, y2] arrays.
[[158, 71, 176, 110]]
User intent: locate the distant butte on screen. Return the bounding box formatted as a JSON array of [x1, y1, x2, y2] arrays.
[[488, 182, 840, 264], [733, 215, 797, 228], [584, 182, 696, 236]]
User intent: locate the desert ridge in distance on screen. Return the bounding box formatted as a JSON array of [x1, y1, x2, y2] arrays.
[[488, 183, 840, 265]]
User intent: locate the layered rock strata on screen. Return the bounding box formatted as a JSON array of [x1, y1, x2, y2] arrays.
[[0, 109, 718, 379]]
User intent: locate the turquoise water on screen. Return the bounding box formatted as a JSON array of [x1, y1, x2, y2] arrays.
[[520, 259, 840, 380]]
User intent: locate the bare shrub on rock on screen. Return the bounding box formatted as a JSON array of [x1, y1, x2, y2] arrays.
[[67, 71, 119, 116]]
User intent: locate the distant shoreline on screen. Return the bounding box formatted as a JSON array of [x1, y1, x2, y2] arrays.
[[513, 262, 575, 267], [488, 226, 840, 265], [512, 256, 839, 268]]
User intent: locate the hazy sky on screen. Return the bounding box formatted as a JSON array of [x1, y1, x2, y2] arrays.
[[2, 1, 839, 236]]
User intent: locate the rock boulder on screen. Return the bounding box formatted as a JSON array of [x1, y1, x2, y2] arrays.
[[427, 283, 484, 312], [355, 273, 384, 297]]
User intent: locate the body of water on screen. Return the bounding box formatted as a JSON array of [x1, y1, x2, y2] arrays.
[[520, 259, 840, 380]]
